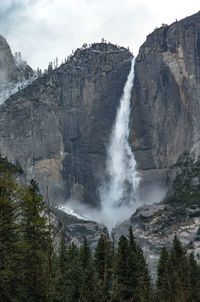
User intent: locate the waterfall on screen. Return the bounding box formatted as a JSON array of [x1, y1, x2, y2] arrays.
[[99, 58, 140, 227], [63, 58, 141, 230]]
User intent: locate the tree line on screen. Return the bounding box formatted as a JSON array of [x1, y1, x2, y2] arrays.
[[1, 171, 200, 301]]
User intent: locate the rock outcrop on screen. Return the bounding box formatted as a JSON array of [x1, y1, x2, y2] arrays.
[[0, 42, 132, 205], [131, 12, 200, 200], [51, 207, 105, 251], [0, 35, 32, 103]]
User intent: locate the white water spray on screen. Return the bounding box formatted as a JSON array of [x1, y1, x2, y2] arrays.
[[99, 58, 140, 228]]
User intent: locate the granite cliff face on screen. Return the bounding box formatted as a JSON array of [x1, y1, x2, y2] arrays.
[[1, 12, 200, 207], [0, 43, 132, 205], [1, 13, 200, 208], [131, 12, 200, 200]]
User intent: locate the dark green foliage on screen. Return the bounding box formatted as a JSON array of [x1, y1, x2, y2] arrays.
[[167, 235, 189, 301], [166, 161, 200, 206], [187, 253, 200, 301], [0, 154, 23, 174], [0, 173, 21, 301], [94, 228, 113, 301], [45, 194, 57, 302], [66, 244, 82, 301], [58, 235, 68, 278], [20, 179, 51, 302], [111, 235, 129, 301], [54, 236, 68, 301], [127, 227, 152, 302], [156, 246, 169, 302], [56, 238, 82, 302], [111, 228, 152, 302], [79, 237, 98, 302], [156, 235, 200, 302], [1, 165, 200, 302]]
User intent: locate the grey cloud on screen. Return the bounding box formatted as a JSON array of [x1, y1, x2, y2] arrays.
[[0, 0, 41, 35], [0, 1, 25, 33], [0, 0, 199, 70]]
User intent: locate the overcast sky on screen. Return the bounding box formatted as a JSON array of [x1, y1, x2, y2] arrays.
[[0, 0, 199, 70]]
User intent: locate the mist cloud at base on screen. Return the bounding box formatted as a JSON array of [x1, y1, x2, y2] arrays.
[[61, 185, 166, 231], [60, 198, 141, 231]]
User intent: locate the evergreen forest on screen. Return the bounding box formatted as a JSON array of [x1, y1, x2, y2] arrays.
[[1, 161, 200, 302]]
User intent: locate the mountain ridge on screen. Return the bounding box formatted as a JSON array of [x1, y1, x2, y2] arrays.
[[1, 11, 200, 276]]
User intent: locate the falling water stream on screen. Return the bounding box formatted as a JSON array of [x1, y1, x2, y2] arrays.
[[99, 58, 141, 228]]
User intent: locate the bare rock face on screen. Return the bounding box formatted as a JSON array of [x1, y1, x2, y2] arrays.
[[0, 35, 33, 102], [130, 12, 200, 199], [0, 42, 132, 205], [50, 208, 105, 251], [0, 35, 30, 84]]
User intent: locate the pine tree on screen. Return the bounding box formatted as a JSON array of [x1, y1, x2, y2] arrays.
[[110, 230, 152, 302], [159, 235, 189, 302], [111, 235, 129, 301], [156, 246, 169, 302], [54, 235, 68, 302], [55, 238, 82, 302], [187, 253, 200, 302], [45, 191, 57, 302], [0, 173, 20, 301], [20, 179, 49, 302], [155, 236, 200, 302], [127, 226, 138, 290], [48, 62, 53, 72], [79, 237, 98, 302], [128, 227, 152, 302], [94, 228, 113, 301], [66, 243, 82, 302], [170, 235, 189, 301], [59, 235, 68, 277]]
